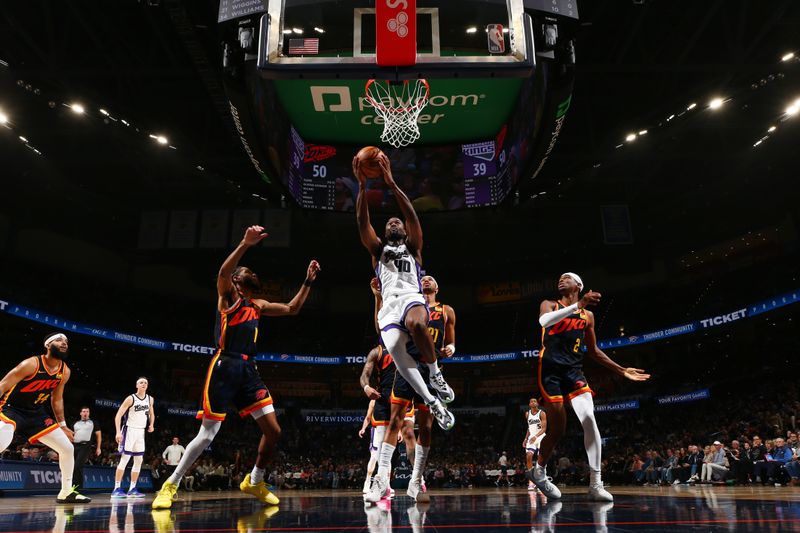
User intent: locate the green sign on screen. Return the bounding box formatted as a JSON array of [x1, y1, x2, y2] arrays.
[[272, 78, 523, 145]]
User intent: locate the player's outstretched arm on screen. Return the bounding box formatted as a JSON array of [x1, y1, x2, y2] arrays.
[[218, 226, 268, 299], [441, 305, 457, 357], [354, 157, 383, 258], [0, 357, 37, 399], [259, 260, 321, 316], [378, 154, 423, 254], [585, 311, 650, 381], [51, 366, 73, 441]]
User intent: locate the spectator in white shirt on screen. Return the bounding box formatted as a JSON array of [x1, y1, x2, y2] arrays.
[[162, 437, 186, 475]]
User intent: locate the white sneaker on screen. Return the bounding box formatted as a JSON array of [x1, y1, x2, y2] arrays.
[[588, 483, 613, 502], [407, 478, 430, 502], [428, 371, 455, 403], [672, 479, 681, 485], [389, 487, 396, 499], [529, 467, 561, 499], [426, 398, 455, 430], [364, 475, 389, 503], [363, 476, 373, 494]]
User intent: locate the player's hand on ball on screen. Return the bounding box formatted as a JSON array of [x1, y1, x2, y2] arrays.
[[377, 154, 396, 187], [578, 290, 601, 309], [622, 367, 650, 381], [307, 260, 321, 281], [352, 156, 366, 185], [243, 225, 268, 246], [370, 277, 381, 297], [364, 385, 381, 400]]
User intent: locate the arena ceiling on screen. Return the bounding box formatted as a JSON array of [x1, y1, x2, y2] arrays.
[[1, 1, 798, 274]]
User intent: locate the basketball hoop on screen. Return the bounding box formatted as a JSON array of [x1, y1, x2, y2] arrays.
[[364, 79, 430, 148]]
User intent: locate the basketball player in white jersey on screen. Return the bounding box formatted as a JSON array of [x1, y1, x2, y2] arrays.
[[112, 377, 154, 498], [523, 398, 547, 491], [353, 152, 454, 434]]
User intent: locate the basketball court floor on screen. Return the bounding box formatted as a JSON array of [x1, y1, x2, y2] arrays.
[[1, 487, 798, 532]]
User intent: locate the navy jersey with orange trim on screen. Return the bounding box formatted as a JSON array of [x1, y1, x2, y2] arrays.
[[541, 302, 589, 366], [376, 344, 396, 392], [215, 298, 260, 355], [0, 355, 64, 412], [427, 303, 446, 351]]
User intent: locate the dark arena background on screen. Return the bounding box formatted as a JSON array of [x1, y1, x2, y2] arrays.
[[1, 1, 799, 532]]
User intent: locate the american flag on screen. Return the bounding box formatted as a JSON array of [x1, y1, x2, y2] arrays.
[[288, 38, 319, 55]]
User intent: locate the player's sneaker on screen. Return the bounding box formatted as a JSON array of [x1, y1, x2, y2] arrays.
[[588, 483, 613, 502], [528, 480, 537, 491], [111, 487, 127, 499], [56, 486, 91, 503], [426, 398, 455, 431], [127, 488, 145, 499], [528, 466, 561, 499], [428, 371, 455, 403], [240, 473, 280, 505], [151, 480, 178, 510], [388, 487, 395, 499], [407, 478, 430, 503], [364, 475, 389, 503], [421, 477, 427, 493], [363, 476, 373, 494]]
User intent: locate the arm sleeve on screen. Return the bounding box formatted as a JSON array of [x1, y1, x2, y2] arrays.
[[539, 303, 579, 328]]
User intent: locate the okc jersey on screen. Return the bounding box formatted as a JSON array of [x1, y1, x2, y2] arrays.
[[541, 301, 589, 367], [124, 394, 150, 429], [527, 409, 543, 433], [427, 303, 447, 351], [376, 243, 422, 299], [215, 297, 260, 355], [0, 355, 64, 412]]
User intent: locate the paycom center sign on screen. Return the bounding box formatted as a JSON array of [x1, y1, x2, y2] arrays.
[[273, 79, 522, 144]]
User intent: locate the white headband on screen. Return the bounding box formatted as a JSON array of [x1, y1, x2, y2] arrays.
[[44, 333, 67, 348], [561, 272, 584, 290], [422, 276, 438, 289]]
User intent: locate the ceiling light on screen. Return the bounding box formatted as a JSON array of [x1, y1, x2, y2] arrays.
[[768, 126, 776, 132], [782, 52, 795, 62], [156, 135, 168, 144], [625, 133, 636, 142], [99, 108, 109, 116], [667, 114, 675, 121], [466, 27, 477, 34], [314, 27, 325, 33], [0, 112, 7, 124], [121, 119, 129, 126], [19, 135, 27, 142], [292, 28, 303, 34], [70, 103, 85, 114], [687, 103, 697, 110], [787, 103, 799, 116], [638, 129, 648, 135], [708, 98, 724, 109], [282, 29, 292, 34]]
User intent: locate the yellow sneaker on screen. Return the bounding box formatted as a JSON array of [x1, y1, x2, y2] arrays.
[[239, 473, 280, 505], [150, 510, 175, 533], [151, 481, 178, 510]]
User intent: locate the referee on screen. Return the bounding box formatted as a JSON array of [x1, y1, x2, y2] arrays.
[[72, 406, 102, 489]]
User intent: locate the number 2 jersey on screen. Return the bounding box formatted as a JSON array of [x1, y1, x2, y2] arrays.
[[540, 301, 589, 367]]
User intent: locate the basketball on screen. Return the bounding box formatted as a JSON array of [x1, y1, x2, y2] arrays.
[[355, 146, 385, 179]]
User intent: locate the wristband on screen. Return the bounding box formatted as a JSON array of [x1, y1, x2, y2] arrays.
[[445, 344, 456, 356], [59, 421, 67, 428], [304, 278, 313, 287]]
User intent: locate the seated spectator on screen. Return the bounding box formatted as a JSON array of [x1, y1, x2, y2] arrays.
[[726, 440, 744, 484], [661, 449, 678, 485], [645, 450, 664, 485], [751, 436, 768, 483], [771, 437, 794, 485], [702, 441, 729, 483]]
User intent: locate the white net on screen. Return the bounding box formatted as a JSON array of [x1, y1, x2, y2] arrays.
[[364, 79, 430, 148]]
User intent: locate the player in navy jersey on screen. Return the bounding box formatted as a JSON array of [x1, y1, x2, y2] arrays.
[[529, 273, 649, 502], [354, 152, 455, 435], [0, 333, 90, 503], [153, 225, 320, 510]]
